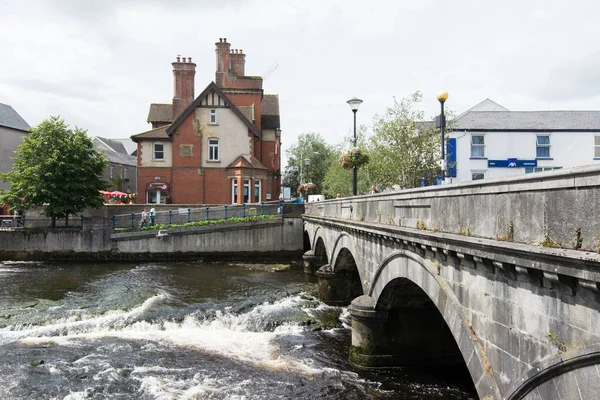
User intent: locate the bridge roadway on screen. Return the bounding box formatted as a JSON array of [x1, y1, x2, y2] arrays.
[[302, 164, 600, 400]]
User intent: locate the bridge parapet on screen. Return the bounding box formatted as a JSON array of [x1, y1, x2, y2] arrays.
[[306, 164, 600, 252]]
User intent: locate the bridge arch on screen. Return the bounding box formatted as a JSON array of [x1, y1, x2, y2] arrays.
[[362, 249, 501, 399]]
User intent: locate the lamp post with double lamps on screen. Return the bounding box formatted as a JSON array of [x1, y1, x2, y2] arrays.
[[436, 91, 448, 184], [346, 97, 363, 196]]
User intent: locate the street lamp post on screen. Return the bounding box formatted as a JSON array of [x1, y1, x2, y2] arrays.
[[347, 97, 363, 196], [436, 91, 448, 184], [304, 158, 311, 183]]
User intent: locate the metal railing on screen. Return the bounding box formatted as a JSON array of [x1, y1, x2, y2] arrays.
[[111, 201, 284, 231], [0, 215, 83, 230]]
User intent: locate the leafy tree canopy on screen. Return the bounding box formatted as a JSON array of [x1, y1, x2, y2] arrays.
[[0, 116, 109, 225], [365, 91, 442, 189], [321, 125, 372, 197], [283, 133, 335, 196]]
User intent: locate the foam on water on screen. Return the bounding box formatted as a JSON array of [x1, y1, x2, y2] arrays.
[[6, 293, 344, 378], [1, 293, 169, 345]]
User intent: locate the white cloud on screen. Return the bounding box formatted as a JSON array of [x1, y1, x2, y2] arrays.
[[1, 0, 600, 167]]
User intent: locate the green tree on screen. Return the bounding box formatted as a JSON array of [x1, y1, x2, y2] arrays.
[[0, 116, 109, 227], [365, 91, 442, 189], [283, 133, 334, 196], [322, 126, 372, 197]]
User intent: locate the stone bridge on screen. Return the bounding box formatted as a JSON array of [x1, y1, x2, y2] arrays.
[[302, 165, 600, 400]]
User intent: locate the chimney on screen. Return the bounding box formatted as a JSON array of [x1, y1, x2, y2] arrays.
[[215, 38, 231, 87], [172, 55, 196, 120], [230, 48, 246, 77]]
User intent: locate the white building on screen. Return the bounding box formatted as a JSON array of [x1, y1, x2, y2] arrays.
[[447, 99, 600, 183]]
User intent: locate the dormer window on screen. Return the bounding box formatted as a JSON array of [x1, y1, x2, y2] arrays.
[[210, 109, 217, 124]]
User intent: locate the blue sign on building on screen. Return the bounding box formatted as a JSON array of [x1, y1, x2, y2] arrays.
[[488, 159, 537, 168]]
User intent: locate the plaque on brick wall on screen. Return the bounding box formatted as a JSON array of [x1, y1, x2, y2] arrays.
[[180, 144, 193, 156]]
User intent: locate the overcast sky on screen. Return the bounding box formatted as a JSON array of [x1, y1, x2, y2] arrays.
[[2, 0, 600, 165]]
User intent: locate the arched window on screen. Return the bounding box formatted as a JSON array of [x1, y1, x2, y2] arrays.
[[208, 138, 219, 161]]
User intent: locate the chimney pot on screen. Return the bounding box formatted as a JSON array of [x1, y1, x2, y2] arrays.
[[224, 38, 227, 42], [176, 56, 180, 62], [219, 38, 222, 42], [188, 57, 192, 63], [240, 49, 243, 54]]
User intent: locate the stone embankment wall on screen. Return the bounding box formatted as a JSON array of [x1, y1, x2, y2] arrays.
[[0, 217, 303, 261]]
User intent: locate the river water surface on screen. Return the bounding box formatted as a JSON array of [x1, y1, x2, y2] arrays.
[[0, 261, 476, 399]]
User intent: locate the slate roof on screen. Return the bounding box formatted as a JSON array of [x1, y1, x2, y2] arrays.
[[238, 106, 254, 122], [262, 94, 279, 116], [453, 111, 600, 131], [0, 103, 30, 132], [102, 149, 137, 166], [93, 137, 137, 166], [131, 125, 171, 141], [147, 104, 173, 123], [94, 137, 129, 154]]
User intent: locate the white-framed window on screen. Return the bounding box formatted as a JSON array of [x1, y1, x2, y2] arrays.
[[471, 135, 485, 158], [525, 166, 562, 174], [109, 166, 114, 179], [471, 171, 485, 181], [536, 135, 551, 158], [208, 138, 219, 161], [153, 142, 164, 160], [210, 109, 217, 124], [595, 136, 600, 158], [123, 168, 128, 179], [254, 180, 261, 202]]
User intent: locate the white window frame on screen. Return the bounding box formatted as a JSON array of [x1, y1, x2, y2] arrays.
[[210, 109, 217, 124], [254, 180, 261, 203], [471, 135, 485, 158], [232, 179, 238, 204], [123, 168, 128, 179], [208, 138, 219, 161], [471, 170, 485, 181], [109, 166, 114, 179], [536, 135, 551, 158], [153, 142, 164, 160], [595, 135, 600, 158]]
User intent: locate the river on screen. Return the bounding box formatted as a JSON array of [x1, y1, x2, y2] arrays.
[[0, 261, 477, 399]]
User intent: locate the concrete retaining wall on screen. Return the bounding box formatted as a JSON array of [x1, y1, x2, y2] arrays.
[[0, 217, 304, 261]]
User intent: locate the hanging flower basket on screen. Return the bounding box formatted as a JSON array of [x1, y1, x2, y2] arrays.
[[339, 147, 369, 170], [297, 182, 318, 197]]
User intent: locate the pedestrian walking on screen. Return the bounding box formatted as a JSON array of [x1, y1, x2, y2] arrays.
[[140, 208, 148, 228], [149, 207, 156, 226]]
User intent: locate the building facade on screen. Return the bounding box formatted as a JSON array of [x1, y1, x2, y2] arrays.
[[0, 103, 29, 193], [92, 137, 138, 194], [447, 99, 600, 183], [132, 38, 282, 205]]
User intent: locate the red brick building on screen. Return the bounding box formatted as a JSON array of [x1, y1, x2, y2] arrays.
[[132, 38, 281, 205]]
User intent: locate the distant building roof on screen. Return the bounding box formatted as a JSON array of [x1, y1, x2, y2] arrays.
[[92, 137, 137, 166], [261, 95, 280, 129], [262, 94, 279, 116], [238, 106, 254, 122], [0, 103, 30, 132], [453, 110, 600, 131], [94, 137, 129, 154], [111, 138, 138, 155], [147, 104, 173, 123]]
